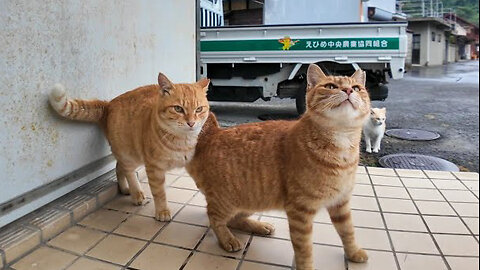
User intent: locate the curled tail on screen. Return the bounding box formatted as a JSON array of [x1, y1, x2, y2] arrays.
[[49, 84, 108, 123]]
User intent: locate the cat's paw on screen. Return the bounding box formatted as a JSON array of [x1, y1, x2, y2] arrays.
[[131, 191, 146, 205], [347, 248, 369, 263], [366, 148, 372, 153], [155, 209, 172, 222], [254, 222, 275, 235], [372, 148, 380, 153], [219, 236, 242, 252], [119, 185, 130, 195]]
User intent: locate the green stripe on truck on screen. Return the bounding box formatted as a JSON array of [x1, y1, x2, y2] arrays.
[[201, 37, 400, 52]]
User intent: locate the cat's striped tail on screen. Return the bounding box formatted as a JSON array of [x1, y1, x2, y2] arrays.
[[49, 84, 108, 123]]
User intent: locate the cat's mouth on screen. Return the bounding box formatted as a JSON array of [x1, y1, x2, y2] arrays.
[[338, 99, 357, 109]]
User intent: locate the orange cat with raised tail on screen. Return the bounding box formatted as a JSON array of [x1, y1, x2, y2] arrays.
[[49, 73, 210, 221], [186, 64, 370, 270]]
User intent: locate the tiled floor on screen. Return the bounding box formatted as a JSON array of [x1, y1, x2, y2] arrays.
[[4, 167, 479, 270]]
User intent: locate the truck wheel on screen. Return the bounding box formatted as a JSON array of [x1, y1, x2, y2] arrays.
[[295, 87, 306, 115]]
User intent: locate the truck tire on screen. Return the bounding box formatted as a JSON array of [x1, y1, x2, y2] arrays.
[[295, 86, 306, 115]]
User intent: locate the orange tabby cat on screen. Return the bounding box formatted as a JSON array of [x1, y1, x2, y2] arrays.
[[186, 64, 370, 269], [49, 73, 210, 221]]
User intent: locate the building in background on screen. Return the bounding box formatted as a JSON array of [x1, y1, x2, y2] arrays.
[[444, 13, 479, 60]]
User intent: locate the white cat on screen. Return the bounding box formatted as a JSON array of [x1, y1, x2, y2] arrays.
[[363, 108, 386, 153]]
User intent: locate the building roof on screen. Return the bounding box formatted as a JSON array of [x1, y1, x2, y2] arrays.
[[407, 16, 452, 29]]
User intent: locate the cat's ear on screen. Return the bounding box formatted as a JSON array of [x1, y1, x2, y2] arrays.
[[351, 69, 366, 86], [158, 72, 174, 96], [196, 77, 210, 92], [307, 64, 327, 90], [380, 107, 387, 114]]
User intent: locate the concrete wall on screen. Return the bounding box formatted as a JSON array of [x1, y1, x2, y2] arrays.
[[408, 21, 447, 66], [0, 0, 196, 223], [448, 43, 457, 63]]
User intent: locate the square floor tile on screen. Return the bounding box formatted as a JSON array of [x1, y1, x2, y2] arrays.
[[396, 169, 426, 178], [104, 196, 143, 213], [312, 245, 346, 270], [351, 196, 380, 211], [79, 209, 129, 232], [416, 201, 456, 216], [240, 261, 289, 270], [189, 192, 207, 207], [130, 243, 190, 270], [348, 250, 396, 270], [378, 198, 418, 214], [352, 185, 375, 197], [432, 179, 468, 190], [453, 172, 479, 181], [352, 210, 385, 229], [390, 231, 439, 254], [66, 258, 120, 270], [48, 226, 106, 255], [167, 187, 197, 204], [397, 253, 447, 270], [184, 252, 238, 270], [374, 186, 410, 199], [446, 256, 479, 270], [245, 237, 294, 267], [384, 213, 427, 232], [174, 205, 210, 226], [408, 188, 444, 201], [171, 176, 198, 190], [139, 183, 153, 198], [451, 202, 479, 217], [168, 167, 188, 176], [135, 200, 183, 218], [114, 214, 165, 240], [86, 235, 145, 265], [356, 174, 371, 184], [401, 178, 436, 189], [357, 166, 367, 174], [263, 210, 288, 219], [424, 216, 470, 234], [462, 181, 480, 191], [367, 167, 397, 176], [355, 228, 392, 251], [313, 209, 331, 224], [12, 247, 77, 270], [434, 234, 479, 256], [441, 190, 478, 203], [260, 216, 290, 240], [155, 222, 207, 249], [312, 223, 342, 246], [197, 230, 250, 259], [463, 217, 479, 234], [371, 176, 403, 187], [424, 170, 456, 180], [165, 173, 180, 186]]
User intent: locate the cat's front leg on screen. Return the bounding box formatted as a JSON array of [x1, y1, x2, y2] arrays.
[[364, 135, 372, 153], [328, 199, 368, 263], [372, 135, 383, 153], [286, 204, 316, 270], [145, 165, 171, 221]]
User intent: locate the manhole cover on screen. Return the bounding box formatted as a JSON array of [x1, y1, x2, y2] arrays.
[[379, 154, 459, 171], [386, 129, 440, 141], [258, 113, 298, 121]]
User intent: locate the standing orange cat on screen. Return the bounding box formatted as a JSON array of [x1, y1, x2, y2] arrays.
[[49, 73, 210, 221], [186, 64, 370, 269]]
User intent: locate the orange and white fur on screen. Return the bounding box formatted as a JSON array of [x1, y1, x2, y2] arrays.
[[363, 108, 386, 153], [49, 73, 210, 221], [186, 64, 370, 270]]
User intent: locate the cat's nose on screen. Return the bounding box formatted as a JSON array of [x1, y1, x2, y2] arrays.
[[342, 88, 353, 96], [187, 122, 195, 127]]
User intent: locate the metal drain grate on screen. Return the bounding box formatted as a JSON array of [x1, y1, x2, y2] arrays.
[[379, 154, 459, 171], [386, 129, 440, 141]]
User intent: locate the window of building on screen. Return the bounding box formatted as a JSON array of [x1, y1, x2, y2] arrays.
[[432, 32, 436, 42], [438, 34, 442, 43]]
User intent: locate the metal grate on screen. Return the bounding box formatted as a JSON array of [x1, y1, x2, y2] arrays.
[[379, 153, 459, 171], [386, 129, 440, 141]]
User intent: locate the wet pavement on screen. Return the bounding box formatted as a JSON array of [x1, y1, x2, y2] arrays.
[[210, 61, 480, 172]]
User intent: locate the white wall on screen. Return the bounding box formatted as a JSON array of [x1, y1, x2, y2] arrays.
[[0, 0, 196, 218]]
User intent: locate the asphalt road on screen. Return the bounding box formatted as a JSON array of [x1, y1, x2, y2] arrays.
[[210, 61, 480, 172]]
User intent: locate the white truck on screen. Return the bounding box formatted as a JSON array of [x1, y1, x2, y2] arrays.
[[199, 0, 408, 114]]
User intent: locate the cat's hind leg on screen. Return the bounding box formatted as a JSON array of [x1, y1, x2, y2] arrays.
[[118, 163, 145, 205], [228, 212, 275, 235], [145, 165, 171, 221], [207, 202, 242, 252], [328, 199, 368, 263], [116, 162, 130, 195]]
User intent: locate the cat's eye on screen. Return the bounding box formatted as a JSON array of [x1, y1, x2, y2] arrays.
[[174, 106, 184, 113], [352, 85, 361, 92], [324, 83, 337, 90], [195, 106, 204, 113]]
